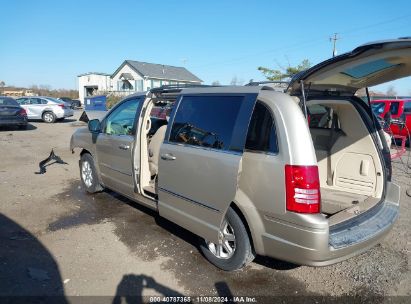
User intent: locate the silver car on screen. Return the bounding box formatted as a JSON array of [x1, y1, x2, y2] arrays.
[[71, 39, 408, 271], [16, 96, 74, 123]]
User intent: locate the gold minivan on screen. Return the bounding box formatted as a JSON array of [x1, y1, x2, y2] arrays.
[[71, 39, 410, 270]]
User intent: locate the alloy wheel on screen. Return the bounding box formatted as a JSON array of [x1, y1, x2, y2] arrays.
[[81, 161, 93, 188], [207, 219, 236, 259]]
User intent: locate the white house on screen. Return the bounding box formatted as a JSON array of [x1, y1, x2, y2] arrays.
[[78, 72, 111, 104], [78, 60, 202, 104]]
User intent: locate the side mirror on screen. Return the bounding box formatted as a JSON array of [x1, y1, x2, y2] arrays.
[[88, 119, 101, 133]]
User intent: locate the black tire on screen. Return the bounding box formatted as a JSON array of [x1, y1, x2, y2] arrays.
[[199, 207, 255, 271], [42, 111, 56, 123], [80, 153, 103, 193]]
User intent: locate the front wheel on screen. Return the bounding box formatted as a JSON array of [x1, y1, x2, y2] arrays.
[[199, 207, 255, 271], [80, 153, 103, 193]]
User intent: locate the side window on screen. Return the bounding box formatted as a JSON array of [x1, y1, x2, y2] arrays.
[[404, 101, 411, 114], [245, 102, 278, 153], [371, 102, 385, 115], [30, 98, 42, 105], [390, 102, 400, 115], [169, 95, 243, 151], [104, 98, 140, 135], [16, 98, 29, 105], [308, 105, 336, 129], [41, 99, 48, 104]]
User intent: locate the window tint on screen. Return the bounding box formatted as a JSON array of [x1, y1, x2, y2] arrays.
[[371, 102, 385, 114], [169, 95, 243, 151], [404, 101, 411, 113], [30, 98, 43, 105], [0, 97, 18, 106], [104, 98, 140, 135], [16, 98, 29, 105], [390, 102, 400, 115], [245, 102, 278, 153]]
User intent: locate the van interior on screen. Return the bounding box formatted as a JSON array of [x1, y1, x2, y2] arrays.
[[137, 90, 386, 224], [306, 99, 385, 224], [138, 90, 178, 199]]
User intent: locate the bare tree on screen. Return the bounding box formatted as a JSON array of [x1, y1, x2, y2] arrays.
[[386, 85, 397, 97], [211, 80, 221, 86], [0, 81, 5, 88], [230, 76, 244, 86], [230, 76, 238, 86]]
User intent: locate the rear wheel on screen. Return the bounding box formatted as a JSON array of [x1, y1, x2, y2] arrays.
[[199, 207, 255, 271], [42, 111, 56, 123], [80, 153, 103, 193]]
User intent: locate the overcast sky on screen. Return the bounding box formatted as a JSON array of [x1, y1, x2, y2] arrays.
[[1, 0, 411, 94]]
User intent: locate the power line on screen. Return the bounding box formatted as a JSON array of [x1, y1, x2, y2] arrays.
[[192, 14, 411, 70], [330, 33, 340, 57]]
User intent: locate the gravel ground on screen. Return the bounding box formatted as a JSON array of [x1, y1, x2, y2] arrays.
[[0, 111, 410, 303]]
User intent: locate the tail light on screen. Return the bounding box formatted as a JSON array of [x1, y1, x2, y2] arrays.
[[18, 108, 27, 116], [285, 165, 321, 213], [58, 104, 65, 109]]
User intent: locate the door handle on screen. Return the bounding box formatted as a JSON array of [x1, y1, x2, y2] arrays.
[[118, 144, 130, 150], [161, 153, 176, 160]]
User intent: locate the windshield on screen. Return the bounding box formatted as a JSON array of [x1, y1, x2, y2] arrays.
[[0, 97, 19, 106]]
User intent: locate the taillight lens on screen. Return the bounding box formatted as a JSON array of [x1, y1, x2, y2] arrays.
[[285, 165, 321, 213], [19, 108, 27, 116], [58, 104, 65, 109]]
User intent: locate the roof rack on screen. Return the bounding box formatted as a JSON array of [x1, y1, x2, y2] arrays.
[[149, 84, 220, 94], [245, 80, 289, 87]]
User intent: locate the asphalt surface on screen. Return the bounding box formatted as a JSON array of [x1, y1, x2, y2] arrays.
[[0, 111, 410, 303]]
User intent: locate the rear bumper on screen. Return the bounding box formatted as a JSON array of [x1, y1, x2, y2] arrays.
[[55, 109, 74, 119], [261, 182, 400, 266], [64, 109, 74, 117]]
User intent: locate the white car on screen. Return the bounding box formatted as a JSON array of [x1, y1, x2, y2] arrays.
[[15, 96, 74, 123]]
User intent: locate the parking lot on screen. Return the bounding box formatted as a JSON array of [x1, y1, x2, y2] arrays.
[[0, 111, 410, 301]]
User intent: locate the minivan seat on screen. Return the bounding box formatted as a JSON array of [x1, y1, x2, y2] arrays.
[[148, 125, 167, 176]]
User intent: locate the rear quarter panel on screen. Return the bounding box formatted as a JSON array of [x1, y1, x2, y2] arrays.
[[236, 91, 327, 255]]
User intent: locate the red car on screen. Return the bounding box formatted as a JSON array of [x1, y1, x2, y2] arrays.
[[371, 99, 411, 137]]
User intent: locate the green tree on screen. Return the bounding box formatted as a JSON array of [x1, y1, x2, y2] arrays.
[[258, 59, 311, 81]]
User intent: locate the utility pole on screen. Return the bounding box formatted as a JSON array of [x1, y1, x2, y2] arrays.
[[330, 33, 339, 57]]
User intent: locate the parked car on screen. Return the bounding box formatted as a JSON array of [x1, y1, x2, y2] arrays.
[[371, 99, 411, 137], [59, 97, 81, 109], [15, 96, 74, 123], [70, 38, 409, 271], [0, 96, 28, 129]]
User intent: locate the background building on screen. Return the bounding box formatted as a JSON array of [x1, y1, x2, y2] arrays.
[[77, 72, 111, 104], [78, 61, 202, 104]]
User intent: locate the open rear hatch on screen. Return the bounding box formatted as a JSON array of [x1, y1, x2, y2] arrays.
[[287, 39, 408, 242], [288, 38, 411, 95]]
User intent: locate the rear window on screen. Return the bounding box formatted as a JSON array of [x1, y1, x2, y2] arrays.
[[47, 97, 64, 104], [342, 59, 399, 79], [245, 102, 278, 153], [404, 101, 411, 113], [0, 97, 18, 106], [169, 95, 243, 151], [371, 102, 385, 114], [390, 102, 400, 115]]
